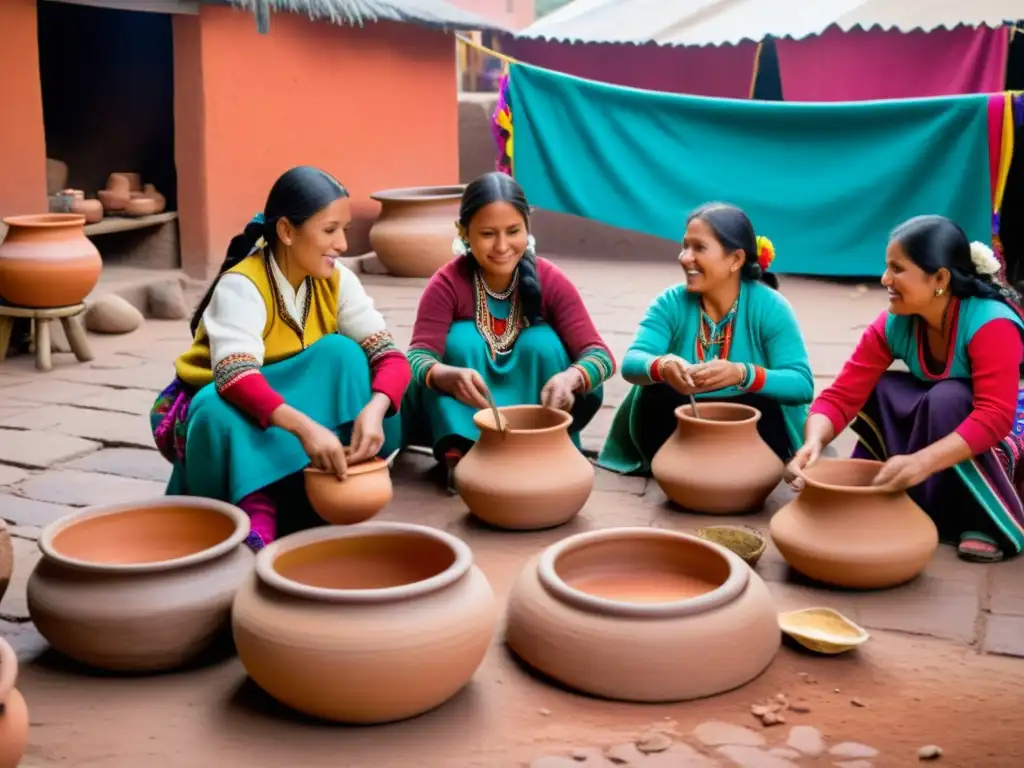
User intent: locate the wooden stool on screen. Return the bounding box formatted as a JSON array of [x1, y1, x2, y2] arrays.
[[0, 303, 94, 372]]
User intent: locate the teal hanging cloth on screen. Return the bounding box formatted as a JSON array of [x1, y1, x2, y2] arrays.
[[506, 62, 993, 277]]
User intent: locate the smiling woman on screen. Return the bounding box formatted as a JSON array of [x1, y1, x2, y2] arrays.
[[402, 172, 615, 489], [149, 166, 412, 552]]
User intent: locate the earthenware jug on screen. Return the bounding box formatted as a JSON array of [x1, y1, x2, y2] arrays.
[[27, 496, 255, 671], [369, 185, 465, 277], [304, 457, 393, 525], [232, 522, 496, 723], [651, 402, 783, 514], [0, 638, 28, 768], [454, 405, 595, 529], [770, 458, 939, 589], [505, 527, 780, 701], [0, 214, 102, 308]]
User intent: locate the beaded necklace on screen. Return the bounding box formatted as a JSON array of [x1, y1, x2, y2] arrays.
[[474, 269, 522, 358], [695, 298, 738, 363]]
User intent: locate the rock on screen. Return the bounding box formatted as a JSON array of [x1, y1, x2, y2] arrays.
[[918, 745, 942, 760], [531, 758, 579, 768], [768, 748, 801, 759], [830, 742, 879, 759], [636, 732, 672, 754], [786, 725, 824, 756], [788, 704, 811, 714], [716, 745, 796, 768], [835, 762, 874, 768], [693, 721, 766, 747], [538, 707, 552, 716], [851, 697, 866, 707], [85, 295, 144, 335], [148, 281, 190, 320]]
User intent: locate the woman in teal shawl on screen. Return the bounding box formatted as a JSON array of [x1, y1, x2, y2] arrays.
[[599, 203, 813, 475]]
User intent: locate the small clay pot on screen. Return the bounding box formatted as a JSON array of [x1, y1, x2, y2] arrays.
[[125, 197, 159, 217], [109, 172, 141, 191], [0, 638, 28, 768], [69, 192, 103, 224], [651, 403, 784, 514], [232, 522, 496, 723], [143, 184, 166, 213], [0, 213, 103, 308], [453, 405, 595, 530], [369, 185, 465, 277], [769, 458, 939, 589], [97, 189, 129, 213], [0, 520, 11, 605], [27, 497, 255, 672], [505, 527, 780, 701], [304, 458, 393, 525]]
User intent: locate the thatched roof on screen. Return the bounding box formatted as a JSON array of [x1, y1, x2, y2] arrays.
[[218, 0, 510, 34]]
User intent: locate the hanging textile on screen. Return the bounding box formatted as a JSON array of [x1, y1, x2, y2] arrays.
[[507, 62, 996, 277]]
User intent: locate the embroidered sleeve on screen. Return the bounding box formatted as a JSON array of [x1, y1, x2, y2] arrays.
[[408, 269, 460, 385], [621, 286, 680, 385], [335, 264, 411, 412], [958, 319, 1022, 454], [204, 275, 284, 426]]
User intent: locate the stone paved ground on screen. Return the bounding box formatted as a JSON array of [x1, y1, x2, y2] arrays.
[[2, 258, 1023, 766]]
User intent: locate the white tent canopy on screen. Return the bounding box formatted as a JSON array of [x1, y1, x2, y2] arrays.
[[518, 0, 1021, 47]]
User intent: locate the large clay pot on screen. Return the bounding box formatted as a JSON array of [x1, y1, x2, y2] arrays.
[[27, 497, 255, 672], [304, 458, 393, 524], [369, 185, 465, 277], [454, 405, 595, 530], [651, 402, 783, 514], [0, 214, 102, 308], [232, 522, 496, 723], [0, 638, 28, 768], [506, 527, 780, 702], [769, 458, 939, 589]]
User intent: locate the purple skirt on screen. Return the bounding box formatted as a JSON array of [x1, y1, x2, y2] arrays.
[[850, 371, 1024, 555]]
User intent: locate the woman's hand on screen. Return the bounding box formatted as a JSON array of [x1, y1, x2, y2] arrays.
[[688, 359, 745, 392], [431, 364, 492, 410], [659, 355, 698, 395], [347, 393, 390, 464], [872, 452, 934, 491], [297, 419, 348, 479], [541, 369, 583, 412], [785, 439, 823, 490]]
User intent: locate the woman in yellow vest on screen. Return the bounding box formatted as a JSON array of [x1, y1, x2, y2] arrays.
[[151, 166, 411, 551]]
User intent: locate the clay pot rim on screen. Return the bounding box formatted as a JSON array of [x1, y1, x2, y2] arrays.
[[2, 213, 87, 228], [37, 496, 251, 574], [471, 404, 572, 435], [674, 402, 762, 426], [0, 637, 17, 704], [371, 184, 467, 202], [537, 527, 750, 618], [256, 521, 473, 604], [303, 457, 389, 479], [797, 457, 894, 495]]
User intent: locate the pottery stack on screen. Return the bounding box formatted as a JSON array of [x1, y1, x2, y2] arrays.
[[97, 173, 166, 217]]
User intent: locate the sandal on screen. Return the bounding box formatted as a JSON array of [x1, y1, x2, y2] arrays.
[[958, 531, 1004, 563]]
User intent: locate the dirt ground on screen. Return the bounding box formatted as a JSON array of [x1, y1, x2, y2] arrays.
[[1, 259, 1023, 767]]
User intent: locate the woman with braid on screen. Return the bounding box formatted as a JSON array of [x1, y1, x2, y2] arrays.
[[403, 172, 615, 488], [151, 166, 411, 550]]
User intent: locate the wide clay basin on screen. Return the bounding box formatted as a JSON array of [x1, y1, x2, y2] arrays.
[[232, 522, 496, 724], [770, 458, 938, 589], [304, 457, 393, 525], [27, 497, 254, 672], [454, 405, 595, 530], [505, 527, 780, 702]]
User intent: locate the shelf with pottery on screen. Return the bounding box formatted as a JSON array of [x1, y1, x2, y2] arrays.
[[84, 210, 177, 237]]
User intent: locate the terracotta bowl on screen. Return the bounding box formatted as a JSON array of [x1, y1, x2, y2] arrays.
[[125, 197, 159, 217], [26, 497, 255, 672], [232, 522, 496, 723], [505, 527, 780, 702], [770, 458, 939, 589], [304, 458, 393, 525]]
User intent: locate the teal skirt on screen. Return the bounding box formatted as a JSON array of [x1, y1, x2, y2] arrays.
[[402, 321, 603, 460], [153, 334, 402, 504]]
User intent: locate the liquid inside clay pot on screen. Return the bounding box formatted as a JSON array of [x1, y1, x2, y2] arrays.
[[651, 402, 784, 514], [0, 638, 28, 768], [304, 457, 393, 525], [454, 405, 595, 530], [769, 458, 939, 589], [0, 214, 103, 309], [232, 522, 496, 724], [368, 185, 465, 277], [505, 527, 780, 702], [27, 497, 255, 672]]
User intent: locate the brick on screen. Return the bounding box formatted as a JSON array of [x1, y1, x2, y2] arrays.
[[0, 465, 29, 487], [0, 495, 75, 527], [853, 573, 980, 643], [988, 557, 1024, 616], [77, 387, 160, 416], [0, 428, 100, 468], [49, 360, 174, 390], [0, 405, 154, 448], [983, 614, 1024, 657], [62, 448, 171, 483], [0, 380, 115, 405], [12, 470, 166, 507], [0, 536, 42, 620]]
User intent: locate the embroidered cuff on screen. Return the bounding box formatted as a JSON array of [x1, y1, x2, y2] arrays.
[[649, 356, 666, 382], [408, 347, 442, 387], [215, 360, 285, 428], [359, 329, 400, 364], [370, 351, 412, 415], [739, 364, 766, 393], [571, 346, 615, 392]]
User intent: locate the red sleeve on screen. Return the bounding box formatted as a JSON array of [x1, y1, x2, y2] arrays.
[[370, 350, 412, 415], [956, 319, 1022, 454], [809, 311, 893, 434], [538, 259, 615, 365], [219, 371, 285, 428], [409, 265, 459, 356]]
